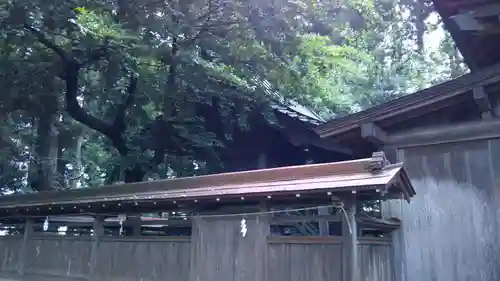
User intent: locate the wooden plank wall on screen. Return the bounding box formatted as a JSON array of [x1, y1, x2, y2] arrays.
[[95, 237, 191, 281], [0, 234, 392, 281], [0, 237, 22, 273], [358, 242, 393, 281], [24, 236, 91, 278], [189, 215, 269, 281], [386, 138, 500, 281], [268, 238, 342, 281], [268, 237, 392, 281]]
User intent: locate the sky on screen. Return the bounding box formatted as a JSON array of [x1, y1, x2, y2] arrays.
[[424, 12, 446, 51]]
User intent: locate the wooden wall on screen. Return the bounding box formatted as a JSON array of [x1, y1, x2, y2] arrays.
[[95, 237, 190, 281], [189, 215, 269, 281], [0, 234, 392, 281], [384, 138, 500, 281], [0, 236, 22, 273], [268, 237, 392, 281], [25, 236, 92, 278]]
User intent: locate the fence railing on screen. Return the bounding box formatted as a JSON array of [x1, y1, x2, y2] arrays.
[[0, 235, 392, 281]]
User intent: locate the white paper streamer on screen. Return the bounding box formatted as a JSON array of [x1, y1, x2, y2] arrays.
[[43, 217, 49, 232], [240, 218, 247, 237], [118, 215, 126, 236]]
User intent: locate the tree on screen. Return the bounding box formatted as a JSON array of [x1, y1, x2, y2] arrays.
[[0, 0, 467, 192]]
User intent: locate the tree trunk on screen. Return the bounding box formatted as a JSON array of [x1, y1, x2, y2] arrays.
[[30, 96, 59, 191], [56, 135, 66, 189], [71, 133, 84, 188]]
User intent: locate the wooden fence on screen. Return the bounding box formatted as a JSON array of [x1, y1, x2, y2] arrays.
[[0, 234, 392, 281]]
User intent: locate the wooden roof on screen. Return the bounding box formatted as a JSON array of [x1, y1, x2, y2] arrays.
[[315, 62, 500, 138], [433, 0, 500, 70], [0, 152, 414, 218]]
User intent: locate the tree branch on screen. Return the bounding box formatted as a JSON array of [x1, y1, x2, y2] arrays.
[[25, 24, 136, 156], [194, 0, 216, 23], [113, 73, 138, 134], [63, 61, 129, 155], [186, 21, 239, 47], [81, 47, 109, 66], [24, 24, 69, 62], [25, 24, 150, 182], [195, 20, 240, 29]]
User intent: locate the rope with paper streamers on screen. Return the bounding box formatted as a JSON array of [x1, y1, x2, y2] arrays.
[[3, 202, 352, 237]]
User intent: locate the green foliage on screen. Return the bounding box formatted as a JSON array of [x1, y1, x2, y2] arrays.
[[286, 34, 372, 116], [73, 7, 137, 47], [0, 0, 468, 191]]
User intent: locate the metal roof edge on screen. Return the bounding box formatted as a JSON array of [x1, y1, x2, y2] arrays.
[[0, 153, 414, 213]]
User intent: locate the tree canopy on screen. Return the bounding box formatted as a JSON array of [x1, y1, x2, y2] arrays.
[[0, 0, 467, 193]]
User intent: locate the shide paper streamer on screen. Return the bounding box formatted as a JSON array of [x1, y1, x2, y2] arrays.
[[240, 218, 247, 237]]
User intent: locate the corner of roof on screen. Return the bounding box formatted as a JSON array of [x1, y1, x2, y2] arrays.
[[251, 76, 325, 125], [384, 162, 415, 202]]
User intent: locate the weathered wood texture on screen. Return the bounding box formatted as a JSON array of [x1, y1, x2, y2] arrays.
[[342, 198, 358, 281], [385, 138, 500, 281], [24, 236, 91, 278], [189, 215, 269, 281], [268, 237, 392, 281], [0, 235, 392, 281], [268, 239, 342, 281], [95, 237, 191, 281], [358, 243, 393, 281], [0, 237, 22, 273]]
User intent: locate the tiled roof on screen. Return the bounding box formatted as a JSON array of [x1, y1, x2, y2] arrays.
[[252, 77, 325, 125]]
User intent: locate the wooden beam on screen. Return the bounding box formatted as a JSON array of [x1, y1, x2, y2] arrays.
[[468, 2, 500, 18], [341, 196, 358, 281], [361, 123, 387, 147], [308, 137, 354, 156], [451, 13, 483, 31], [279, 114, 354, 156], [445, 0, 497, 10], [10, 214, 342, 227], [129, 216, 142, 236], [17, 219, 33, 275], [317, 206, 330, 236], [450, 3, 500, 31], [473, 87, 493, 119], [89, 216, 104, 281], [5, 213, 402, 230], [387, 118, 500, 148]]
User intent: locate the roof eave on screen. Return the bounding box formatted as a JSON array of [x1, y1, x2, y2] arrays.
[[315, 63, 500, 139], [432, 0, 479, 71], [0, 153, 414, 217]]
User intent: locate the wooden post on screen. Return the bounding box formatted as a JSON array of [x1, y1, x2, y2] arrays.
[[361, 122, 387, 148], [17, 219, 33, 275], [473, 87, 493, 119], [342, 196, 358, 281], [257, 153, 267, 169], [391, 149, 407, 281], [318, 206, 330, 236], [89, 216, 104, 281], [129, 216, 142, 236]]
